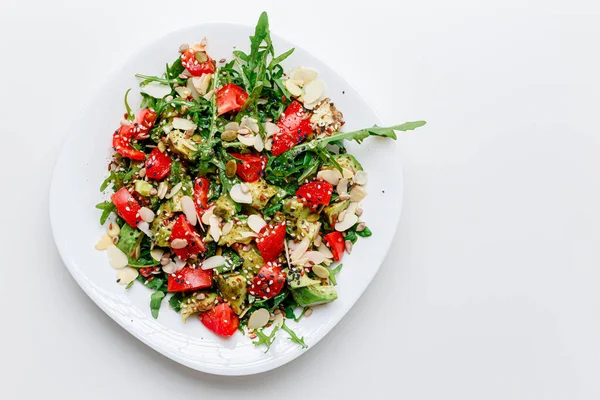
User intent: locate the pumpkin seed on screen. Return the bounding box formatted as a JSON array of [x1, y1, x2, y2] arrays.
[[221, 130, 238, 142], [191, 134, 202, 142], [225, 159, 237, 178], [313, 265, 330, 279], [194, 51, 208, 63]]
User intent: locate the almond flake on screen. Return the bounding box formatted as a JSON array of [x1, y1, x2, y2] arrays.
[[302, 79, 325, 104], [285, 79, 302, 97], [230, 183, 252, 204], [291, 237, 310, 261], [95, 234, 113, 250], [150, 249, 164, 261], [247, 214, 267, 233], [165, 182, 182, 199], [117, 267, 139, 286], [172, 118, 197, 131], [201, 255, 226, 270], [317, 169, 342, 185], [354, 170, 368, 185], [248, 308, 270, 330], [139, 207, 155, 223], [107, 245, 128, 269], [222, 220, 234, 235], [293, 67, 318, 84], [180, 196, 197, 225], [350, 186, 368, 202], [171, 238, 188, 249]]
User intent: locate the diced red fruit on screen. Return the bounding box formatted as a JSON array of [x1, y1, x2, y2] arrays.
[[193, 177, 211, 217], [111, 187, 142, 227], [181, 48, 216, 77], [216, 83, 248, 116], [256, 222, 286, 262], [199, 302, 239, 337], [272, 101, 313, 156], [145, 148, 172, 181], [167, 266, 213, 292], [248, 263, 286, 299], [296, 181, 333, 210], [323, 231, 345, 261], [169, 215, 206, 260], [133, 108, 157, 139], [230, 153, 268, 183], [112, 125, 146, 161]]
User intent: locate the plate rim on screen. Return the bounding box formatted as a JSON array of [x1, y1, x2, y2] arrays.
[[48, 20, 404, 376]]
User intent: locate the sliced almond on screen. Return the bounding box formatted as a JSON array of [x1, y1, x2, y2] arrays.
[[222, 220, 234, 235], [318, 242, 334, 259], [191, 74, 212, 95], [174, 256, 186, 270], [312, 265, 330, 279], [303, 79, 325, 104], [240, 231, 259, 238], [305, 251, 326, 265], [240, 116, 260, 134], [162, 261, 177, 274], [174, 86, 192, 99], [209, 215, 222, 242], [247, 214, 267, 233], [291, 237, 310, 261], [335, 213, 359, 232], [248, 308, 270, 330], [354, 170, 368, 185], [350, 186, 368, 202], [264, 122, 280, 137], [165, 182, 182, 199], [186, 79, 200, 100], [237, 134, 256, 147], [170, 238, 188, 249], [336, 178, 349, 195], [150, 248, 165, 262], [107, 245, 128, 269], [264, 137, 273, 151], [203, 89, 214, 101], [285, 79, 302, 97], [317, 169, 342, 185], [95, 234, 113, 250], [254, 135, 264, 152], [273, 312, 284, 328], [180, 196, 197, 225], [230, 183, 252, 204], [341, 168, 354, 180], [291, 257, 310, 266], [201, 255, 226, 270], [201, 205, 216, 225], [293, 67, 318, 84], [117, 267, 139, 286], [139, 207, 155, 223], [140, 82, 171, 99], [172, 118, 197, 131], [137, 221, 153, 237], [157, 181, 168, 199], [106, 223, 120, 238]]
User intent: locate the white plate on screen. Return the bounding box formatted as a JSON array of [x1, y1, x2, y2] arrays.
[[49, 22, 403, 376]]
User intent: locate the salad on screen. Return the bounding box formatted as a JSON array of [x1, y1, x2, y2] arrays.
[[95, 12, 425, 350]]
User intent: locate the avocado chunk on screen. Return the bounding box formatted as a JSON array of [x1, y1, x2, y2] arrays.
[[134, 180, 153, 197], [215, 273, 247, 315], [168, 130, 197, 160], [333, 154, 363, 173], [151, 202, 174, 247], [291, 284, 338, 307], [286, 268, 321, 289], [322, 200, 350, 226], [180, 292, 218, 322], [214, 194, 238, 220], [245, 179, 278, 209], [218, 223, 255, 247], [234, 245, 264, 275], [283, 197, 321, 240]]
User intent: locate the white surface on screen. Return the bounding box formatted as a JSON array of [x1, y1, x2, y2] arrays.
[[49, 21, 402, 375], [2, 0, 600, 398]]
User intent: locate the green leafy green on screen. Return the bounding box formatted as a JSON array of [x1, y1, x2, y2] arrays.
[[124, 89, 134, 121], [357, 226, 373, 238], [252, 325, 280, 352], [95, 201, 116, 225], [150, 291, 166, 319], [116, 224, 142, 262], [281, 320, 307, 349], [169, 293, 185, 313], [328, 263, 343, 286]]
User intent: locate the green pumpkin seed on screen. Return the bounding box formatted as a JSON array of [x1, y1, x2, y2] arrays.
[[195, 51, 208, 63], [221, 130, 238, 142], [157, 142, 167, 152], [225, 160, 237, 178], [191, 134, 202, 142]]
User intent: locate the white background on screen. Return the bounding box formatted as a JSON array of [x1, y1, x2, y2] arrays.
[[1, 1, 599, 399]]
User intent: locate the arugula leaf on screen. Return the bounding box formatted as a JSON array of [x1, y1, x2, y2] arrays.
[[169, 293, 184, 313], [281, 320, 307, 349], [328, 263, 344, 286], [268, 48, 294, 72], [357, 226, 373, 237], [249, 12, 270, 71], [124, 89, 134, 121], [150, 291, 166, 319], [135, 73, 178, 87], [289, 121, 427, 156], [252, 325, 280, 352], [95, 201, 116, 225], [125, 280, 135, 289]]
